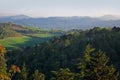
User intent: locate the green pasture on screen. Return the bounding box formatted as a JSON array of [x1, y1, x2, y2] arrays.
[[0, 36, 50, 49]]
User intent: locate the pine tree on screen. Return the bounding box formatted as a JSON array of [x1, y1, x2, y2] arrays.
[[78, 44, 119, 80], [33, 70, 45, 80], [20, 63, 27, 80], [51, 68, 75, 80]]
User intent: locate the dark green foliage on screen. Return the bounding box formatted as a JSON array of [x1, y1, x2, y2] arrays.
[[20, 63, 27, 80], [51, 68, 75, 80], [6, 27, 120, 80], [33, 70, 45, 80], [78, 45, 119, 80]]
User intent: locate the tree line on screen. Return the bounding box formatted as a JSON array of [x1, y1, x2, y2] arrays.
[[0, 44, 119, 80]]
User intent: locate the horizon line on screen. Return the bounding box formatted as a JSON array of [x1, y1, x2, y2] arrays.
[[0, 14, 120, 18]]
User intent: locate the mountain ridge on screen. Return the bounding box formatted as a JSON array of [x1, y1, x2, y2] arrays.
[[0, 15, 120, 30]]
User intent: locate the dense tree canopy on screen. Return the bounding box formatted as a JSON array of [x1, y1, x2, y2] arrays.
[[78, 45, 119, 80], [4, 27, 120, 80], [51, 68, 75, 80]]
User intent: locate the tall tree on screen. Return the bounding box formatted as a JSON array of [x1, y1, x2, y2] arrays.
[[78, 45, 119, 80], [51, 68, 75, 80], [33, 70, 45, 80], [20, 63, 27, 80], [0, 44, 10, 80], [0, 44, 7, 74]]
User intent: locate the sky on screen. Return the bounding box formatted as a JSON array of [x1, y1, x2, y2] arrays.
[[0, 0, 120, 17]]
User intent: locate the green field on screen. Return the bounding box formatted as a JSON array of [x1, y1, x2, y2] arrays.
[[26, 33, 55, 38], [0, 35, 52, 49], [0, 23, 63, 50]]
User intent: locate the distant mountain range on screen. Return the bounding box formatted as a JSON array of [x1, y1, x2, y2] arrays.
[[99, 15, 120, 20], [0, 15, 120, 30]]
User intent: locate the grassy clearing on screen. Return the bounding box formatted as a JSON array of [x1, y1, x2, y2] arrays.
[[0, 29, 63, 49], [28, 33, 55, 38], [0, 36, 50, 49], [0, 36, 29, 48]]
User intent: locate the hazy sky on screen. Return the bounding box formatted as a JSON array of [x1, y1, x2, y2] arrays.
[[0, 0, 120, 17]]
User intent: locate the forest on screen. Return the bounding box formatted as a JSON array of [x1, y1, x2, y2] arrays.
[[0, 26, 120, 80]]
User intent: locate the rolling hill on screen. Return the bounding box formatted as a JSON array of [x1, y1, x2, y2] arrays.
[[0, 22, 63, 49], [0, 15, 120, 30]]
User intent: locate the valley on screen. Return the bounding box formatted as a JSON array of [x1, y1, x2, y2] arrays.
[[0, 22, 63, 49]]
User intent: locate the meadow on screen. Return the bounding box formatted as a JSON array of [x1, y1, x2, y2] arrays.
[[0, 33, 54, 49]]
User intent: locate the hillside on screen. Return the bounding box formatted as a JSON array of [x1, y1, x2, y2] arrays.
[[0, 23, 23, 38], [0, 15, 120, 30], [0, 22, 63, 49], [7, 27, 120, 79]]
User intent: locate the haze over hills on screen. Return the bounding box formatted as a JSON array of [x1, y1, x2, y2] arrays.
[[0, 15, 120, 30], [99, 15, 120, 20]]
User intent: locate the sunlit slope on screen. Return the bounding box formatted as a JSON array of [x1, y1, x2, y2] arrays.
[[0, 23, 63, 49]]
